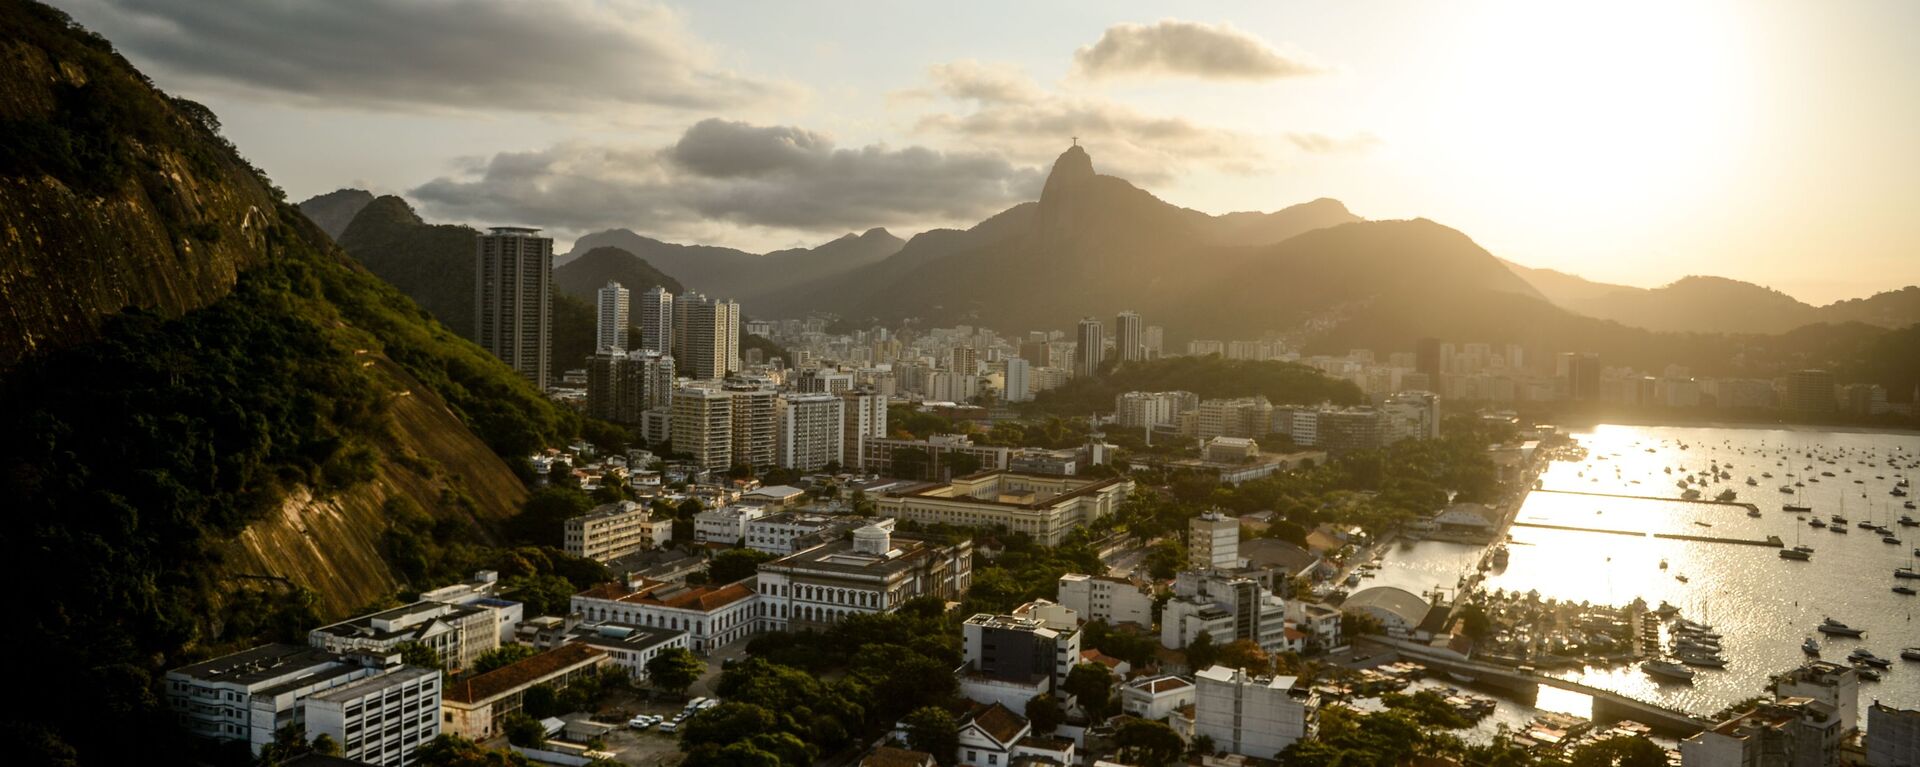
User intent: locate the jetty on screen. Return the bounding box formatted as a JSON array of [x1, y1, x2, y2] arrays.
[[1512, 522, 1782, 547], [1532, 488, 1760, 514]]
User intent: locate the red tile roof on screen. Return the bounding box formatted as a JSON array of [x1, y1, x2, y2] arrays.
[[965, 702, 1029, 745], [445, 644, 604, 704]]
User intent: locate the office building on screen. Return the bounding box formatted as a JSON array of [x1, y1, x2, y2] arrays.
[[876, 471, 1133, 546], [675, 292, 740, 380], [1003, 357, 1032, 402], [1867, 702, 1920, 767], [1190, 511, 1240, 570], [474, 227, 553, 389], [1075, 318, 1104, 377], [1784, 369, 1838, 414], [1114, 310, 1144, 362], [963, 602, 1082, 691], [757, 525, 973, 631], [1056, 573, 1154, 628], [672, 386, 733, 470], [303, 665, 442, 767], [595, 281, 629, 352], [565, 501, 672, 562], [840, 387, 889, 469], [637, 286, 673, 354], [165, 644, 427, 758], [777, 393, 844, 471], [728, 381, 778, 470], [1193, 665, 1318, 758]]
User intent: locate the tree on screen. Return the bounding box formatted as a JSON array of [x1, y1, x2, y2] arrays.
[[1144, 539, 1184, 580], [850, 488, 875, 517], [1187, 734, 1216, 757], [1458, 603, 1493, 641], [1184, 631, 1218, 671], [502, 713, 547, 748], [1025, 694, 1065, 734], [680, 702, 779, 749], [395, 641, 443, 672], [902, 707, 959, 766], [708, 548, 776, 585], [1569, 735, 1668, 767], [258, 723, 318, 766], [1063, 663, 1114, 721], [474, 644, 538, 674], [521, 684, 560, 719], [412, 734, 533, 767], [1214, 639, 1270, 674], [646, 647, 704, 697], [311, 734, 340, 757], [1113, 719, 1184, 767]]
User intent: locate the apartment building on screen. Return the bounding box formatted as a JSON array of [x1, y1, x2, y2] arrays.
[[875, 471, 1132, 546], [1056, 573, 1154, 628], [1193, 665, 1319, 758], [1867, 702, 1920, 767], [963, 601, 1082, 692], [1161, 570, 1288, 652], [1680, 697, 1845, 767], [745, 512, 879, 556], [165, 644, 425, 758], [1189, 510, 1240, 570], [1196, 397, 1273, 440], [1114, 390, 1199, 429], [672, 386, 733, 470], [303, 665, 442, 767], [728, 382, 778, 470], [474, 228, 552, 389], [694, 505, 769, 545], [840, 387, 889, 469], [777, 392, 844, 471], [564, 500, 673, 562]]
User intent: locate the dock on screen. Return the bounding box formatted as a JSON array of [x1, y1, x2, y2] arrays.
[[1532, 488, 1760, 514], [1512, 522, 1783, 547]]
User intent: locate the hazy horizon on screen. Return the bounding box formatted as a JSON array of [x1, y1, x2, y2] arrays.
[[55, 0, 1920, 304]]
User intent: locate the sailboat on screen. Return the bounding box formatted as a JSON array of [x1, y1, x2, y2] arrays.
[[1782, 525, 1812, 560]]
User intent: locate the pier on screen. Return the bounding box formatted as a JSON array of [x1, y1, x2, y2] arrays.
[[1512, 522, 1783, 547], [1532, 488, 1760, 514], [1358, 637, 1716, 736]]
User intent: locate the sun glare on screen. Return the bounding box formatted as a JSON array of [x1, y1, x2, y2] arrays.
[[1434, 3, 1754, 223]]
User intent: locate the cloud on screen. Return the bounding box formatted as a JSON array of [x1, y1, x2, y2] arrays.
[[56, 0, 789, 112], [1072, 20, 1324, 81], [1286, 131, 1384, 154], [905, 65, 1261, 181], [408, 119, 1042, 239]]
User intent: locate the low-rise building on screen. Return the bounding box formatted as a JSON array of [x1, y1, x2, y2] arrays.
[[1121, 675, 1196, 722], [309, 601, 503, 673], [571, 577, 762, 654], [957, 702, 1032, 767], [963, 602, 1082, 693], [565, 501, 673, 562], [303, 665, 442, 767], [1056, 573, 1154, 628], [558, 622, 691, 682], [442, 644, 608, 740], [1193, 665, 1318, 758], [745, 511, 878, 555], [164, 644, 425, 758], [1776, 661, 1859, 735], [694, 505, 770, 545], [1867, 702, 1920, 767], [758, 525, 972, 631], [1679, 697, 1843, 767], [1339, 586, 1432, 640], [862, 434, 1013, 479], [876, 471, 1132, 547]]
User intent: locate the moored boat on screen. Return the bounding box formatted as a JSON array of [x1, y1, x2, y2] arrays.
[[1641, 660, 1696, 683], [1818, 618, 1865, 637]]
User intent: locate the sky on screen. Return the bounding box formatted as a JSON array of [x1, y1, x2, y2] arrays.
[[54, 0, 1920, 304]]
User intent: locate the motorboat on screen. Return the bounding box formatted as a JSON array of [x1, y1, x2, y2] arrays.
[[1895, 585, 1917, 596], [1641, 660, 1696, 683], [1818, 618, 1865, 637], [1887, 536, 1904, 545], [1779, 548, 1811, 561], [1830, 525, 1849, 534], [1811, 519, 1828, 528], [1748, 508, 1762, 517], [1901, 647, 1920, 662], [1857, 668, 1883, 682], [1849, 649, 1892, 669], [1803, 638, 1821, 656], [1677, 653, 1727, 669]]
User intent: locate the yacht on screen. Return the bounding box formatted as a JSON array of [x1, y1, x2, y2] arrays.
[[1901, 647, 1920, 662], [1830, 525, 1848, 534], [1900, 515, 1917, 526], [1811, 518, 1827, 528], [1887, 536, 1904, 545], [1849, 649, 1893, 669], [1857, 668, 1883, 682], [1818, 618, 1865, 637], [1641, 660, 1696, 683], [1779, 548, 1811, 561], [1784, 503, 1813, 513], [1803, 637, 1821, 656], [1895, 585, 1917, 595]]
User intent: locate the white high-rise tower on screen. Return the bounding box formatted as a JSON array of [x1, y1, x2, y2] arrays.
[[596, 281, 630, 352]]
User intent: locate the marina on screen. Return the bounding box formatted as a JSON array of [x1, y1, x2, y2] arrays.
[[1370, 423, 1920, 720]]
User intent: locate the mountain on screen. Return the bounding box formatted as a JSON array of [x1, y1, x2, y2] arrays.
[[334, 194, 486, 336], [1504, 261, 1920, 335], [0, 4, 572, 761], [297, 187, 374, 240], [564, 225, 904, 306], [552, 245, 685, 300]]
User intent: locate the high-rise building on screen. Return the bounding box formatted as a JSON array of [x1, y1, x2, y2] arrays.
[[1189, 511, 1239, 570], [727, 381, 777, 470], [777, 393, 844, 471], [1075, 317, 1104, 377], [840, 387, 888, 469], [637, 286, 673, 354], [671, 386, 733, 470], [1197, 396, 1273, 440], [675, 293, 740, 380], [1784, 370, 1837, 414], [1003, 357, 1032, 402], [474, 227, 553, 389], [950, 346, 978, 374], [1563, 352, 1601, 401], [1414, 338, 1441, 381], [587, 350, 674, 424], [1143, 325, 1164, 357], [1115, 310, 1144, 362], [595, 281, 630, 352]]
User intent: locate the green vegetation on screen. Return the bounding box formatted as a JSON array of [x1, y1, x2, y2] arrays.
[[1062, 663, 1114, 719], [901, 707, 959, 766], [412, 734, 535, 766], [709, 548, 778, 584], [646, 647, 705, 697], [1026, 356, 1365, 417], [1381, 689, 1473, 729], [1111, 719, 1184, 767], [473, 644, 539, 674]]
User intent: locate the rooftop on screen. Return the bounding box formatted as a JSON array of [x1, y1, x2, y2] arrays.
[[763, 534, 964, 578], [575, 578, 757, 612], [963, 702, 1030, 745], [446, 644, 603, 705], [169, 643, 345, 687], [566, 622, 685, 653], [1342, 586, 1431, 626], [309, 665, 438, 704]]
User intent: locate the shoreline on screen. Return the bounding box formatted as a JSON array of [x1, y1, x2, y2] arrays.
[[1568, 418, 1920, 439]]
